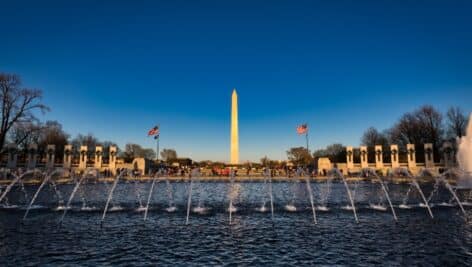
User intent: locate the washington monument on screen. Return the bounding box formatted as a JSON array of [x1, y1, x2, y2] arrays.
[[230, 89, 239, 164]]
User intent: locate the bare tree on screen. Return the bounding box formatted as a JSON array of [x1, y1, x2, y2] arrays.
[[71, 133, 99, 150], [325, 144, 346, 163], [313, 143, 346, 164], [389, 105, 443, 147], [141, 148, 156, 160], [361, 127, 389, 147], [38, 121, 70, 158], [0, 73, 49, 152], [121, 143, 156, 162], [389, 113, 423, 147], [388, 105, 444, 162], [415, 105, 444, 149], [8, 121, 42, 150], [101, 140, 120, 160], [446, 106, 467, 138], [160, 148, 177, 163], [361, 127, 390, 162]]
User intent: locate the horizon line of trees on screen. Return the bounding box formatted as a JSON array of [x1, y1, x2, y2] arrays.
[[283, 105, 469, 166], [1, 73, 470, 167], [359, 105, 469, 163]]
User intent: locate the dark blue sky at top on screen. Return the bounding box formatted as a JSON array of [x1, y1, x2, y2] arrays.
[[1, 0, 471, 161]]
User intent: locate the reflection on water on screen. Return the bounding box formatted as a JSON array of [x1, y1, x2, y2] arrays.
[[0, 182, 471, 266]]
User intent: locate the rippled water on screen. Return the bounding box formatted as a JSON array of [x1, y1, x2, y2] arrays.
[[1, 182, 471, 266]]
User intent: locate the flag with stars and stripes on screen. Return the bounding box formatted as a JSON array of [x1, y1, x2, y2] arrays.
[[297, 124, 308, 135]]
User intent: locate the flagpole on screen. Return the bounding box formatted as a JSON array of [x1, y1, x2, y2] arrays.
[[306, 132, 309, 152], [156, 124, 160, 164], [305, 123, 309, 152], [156, 136, 159, 162], [305, 124, 310, 171]]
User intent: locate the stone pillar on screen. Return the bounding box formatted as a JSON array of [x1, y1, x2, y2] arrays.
[[46, 145, 56, 169], [375, 145, 383, 169], [7, 144, 17, 169], [346, 146, 354, 169], [109, 146, 117, 175], [442, 142, 454, 168], [390, 145, 399, 169], [94, 146, 103, 169], [360, 146, 368, 168], [63, 144, 72, 169], [79, 146, 88, 169], [407, 144, 416, 169], [424, 143, 434, 168], [27, 144, 38, 169]]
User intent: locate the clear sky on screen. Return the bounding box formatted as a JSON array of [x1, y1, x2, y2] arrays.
[[1, 0, 471, 162]]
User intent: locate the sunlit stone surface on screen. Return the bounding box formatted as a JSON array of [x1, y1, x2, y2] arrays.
[[230, 89, 239, 165]]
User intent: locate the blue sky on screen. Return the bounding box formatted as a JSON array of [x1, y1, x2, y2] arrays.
[[1, 0, 471, 162]]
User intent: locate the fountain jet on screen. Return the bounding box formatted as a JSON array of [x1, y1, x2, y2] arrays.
[[186, 168, 201, 225], [330, 169, 359, 223], [362, 169, 398, 221], [457, 113, 472, 188], [297, 167, 317, 224], [0, 169, 42, 205], [228, 170, 236, 224], [101, 169, 130, 225], [431, 170, 466, 216], [59, 168, 99, 224], [23, 169, 66, 220], [395, 168, 434, 219], [259, 168, 275, 219], [143, 169, 168, 221]]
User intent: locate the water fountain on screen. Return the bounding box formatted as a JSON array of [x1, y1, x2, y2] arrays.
[[297, 167, 317, 224], [425, 169, 466, 216], [59, 168, 99, 224], [50, 178, 66, 211], [282, 167, 313, 218], [142, 168, 176, 221], [18, 178, 29, 205], [101, 169, 131, 225], [2, 169, 471, 265], [186, 168, 205, 225], [228, 169, 237, 224], [75, 171, 97, 212], [133, 177, 146, 212], [164, 173, 176, 213], [23, 169, 67, 220], [285, 175, 299, 212], [144, 177, 157, 218], [457, 113, 472, 188], [0, 169, 43, 206], [315, 175, 332, 212], [329, 169, 359, 223], [257, 168, 274, 219], [0, 164, 469, 227], [361, 168, 397, 221], [394, 168, 434, 218], [143, 169, 162, 221]]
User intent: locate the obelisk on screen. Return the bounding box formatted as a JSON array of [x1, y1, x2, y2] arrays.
[[230, 89, 239, 165]]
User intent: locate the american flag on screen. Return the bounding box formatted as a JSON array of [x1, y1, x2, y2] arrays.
[[148, 126, 159, 136], [297, 124, 308, 135]]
